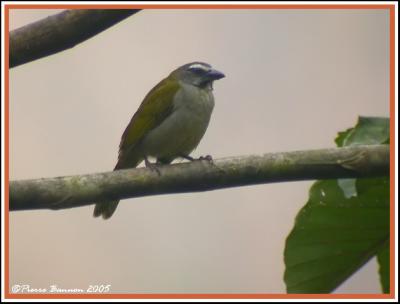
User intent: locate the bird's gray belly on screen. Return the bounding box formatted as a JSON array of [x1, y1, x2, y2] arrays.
[[138, 90, 214, 160]]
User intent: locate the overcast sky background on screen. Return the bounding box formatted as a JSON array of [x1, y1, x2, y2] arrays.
[[9, 8, 389, 294]]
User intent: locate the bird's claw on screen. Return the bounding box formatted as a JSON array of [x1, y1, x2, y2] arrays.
[[181, 154, 213, 163], [198, 155, 213, 162]]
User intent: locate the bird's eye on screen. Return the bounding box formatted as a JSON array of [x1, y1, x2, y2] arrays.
[[189, 67, 207, 74], [188, 63, 210, 74]]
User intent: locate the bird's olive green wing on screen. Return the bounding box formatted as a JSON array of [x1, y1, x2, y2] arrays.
[[116, 77, 180, 168]]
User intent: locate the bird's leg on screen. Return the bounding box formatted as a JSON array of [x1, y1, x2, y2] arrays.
[[181, 154, 213, 163], [144, 156, 161, 176], [199, 155, 213, 162], [180, 155, 195, 161]]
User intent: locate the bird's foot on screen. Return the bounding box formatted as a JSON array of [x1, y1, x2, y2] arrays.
[[199, 155, 213, 162], [181, 154, 213, 163], [144, 157, 161, 176]]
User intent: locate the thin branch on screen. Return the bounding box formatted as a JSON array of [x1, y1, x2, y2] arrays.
[[9, 9, 140, 68], [9, 145, 389, 212]]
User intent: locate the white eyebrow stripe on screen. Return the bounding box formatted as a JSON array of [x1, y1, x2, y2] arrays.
[[189, 63, 210, 71]]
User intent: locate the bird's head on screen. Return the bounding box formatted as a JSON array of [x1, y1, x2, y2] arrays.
[[171, 62, 225, 88]]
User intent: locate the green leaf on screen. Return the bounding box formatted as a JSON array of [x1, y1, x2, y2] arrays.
[[284, 178, 389, 293], [336, 117, 389, 198], [335, 127, 354, 147], [335, 116, 389, 147], [337, 178, 357, 198], [284, 116, 390, 293], [377, 243, 390, 293]]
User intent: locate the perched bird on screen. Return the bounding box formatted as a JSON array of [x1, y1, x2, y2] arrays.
[[94, 62, 225, 219]]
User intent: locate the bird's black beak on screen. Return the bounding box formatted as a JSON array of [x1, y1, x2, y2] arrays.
[[207, 68, 225, 80]]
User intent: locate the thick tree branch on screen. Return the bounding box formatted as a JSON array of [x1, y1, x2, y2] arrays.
[[9, 9, 140, 68], [9, 145, 389, 212]]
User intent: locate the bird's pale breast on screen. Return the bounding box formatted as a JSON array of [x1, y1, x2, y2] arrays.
[[137, 82, 215, 160]]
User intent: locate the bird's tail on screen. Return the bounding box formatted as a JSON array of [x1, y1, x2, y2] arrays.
[[93, 155, 141, 219], [93, 200, 120, 219]]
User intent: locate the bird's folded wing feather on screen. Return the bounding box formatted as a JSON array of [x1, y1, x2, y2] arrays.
[[117, 78, 180, 165]]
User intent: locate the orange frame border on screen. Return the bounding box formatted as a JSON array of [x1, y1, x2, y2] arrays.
[[3, 3, 396, 300]]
